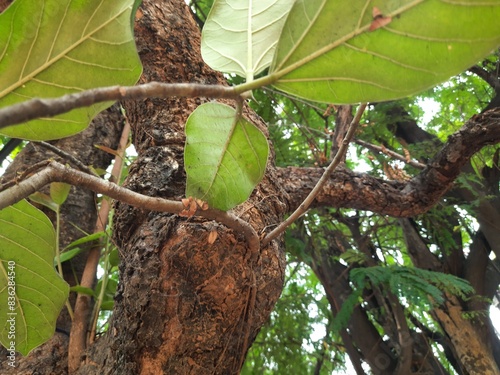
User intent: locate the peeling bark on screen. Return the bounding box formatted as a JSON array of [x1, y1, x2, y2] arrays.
[[434, 296, 500, 375]]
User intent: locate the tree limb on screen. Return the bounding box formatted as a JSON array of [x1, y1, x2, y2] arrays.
[[261, 104, 366, 246], [277, 108, 500, 217], [0, 161, 260, 254], [354, 139, 426, 169], [0, 82, 239, 129]]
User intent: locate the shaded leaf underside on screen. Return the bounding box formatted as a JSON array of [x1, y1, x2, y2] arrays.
[[270, 0, 500, 103], [0, 0, 141, 140], [0, 200, 68, 356]]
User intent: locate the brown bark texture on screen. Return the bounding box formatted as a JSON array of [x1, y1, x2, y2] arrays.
[[77, 1, 287, 374]]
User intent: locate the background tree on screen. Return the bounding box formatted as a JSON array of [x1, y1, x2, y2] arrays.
[[0, 0, 499, 374]]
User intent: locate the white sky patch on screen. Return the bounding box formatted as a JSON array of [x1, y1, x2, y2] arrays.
[[418, 97, 441, 125], [491, 303, 500, 337]]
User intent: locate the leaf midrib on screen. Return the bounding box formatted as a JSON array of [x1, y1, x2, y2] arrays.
[[202, 110, 240, 199], [0, 3, 130, 98]]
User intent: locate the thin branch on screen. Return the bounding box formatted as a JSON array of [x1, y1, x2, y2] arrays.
[[0, 82, 239, 129], [262, 103, 367, 246], [68, 117, 130, 374], [469, 65, 500, 90], [36, 141, 97, 175], [0, 161, 260, 255], [354, 138, 426, 169]]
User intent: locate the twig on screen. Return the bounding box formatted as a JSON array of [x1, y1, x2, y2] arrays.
[[0, 161, 260, 255], [0, 82, 239, 129], [36, 141, 98, 175], [0, 160, 51, 191], [354, 139, 426, 169], [261, 103, 367, 247]]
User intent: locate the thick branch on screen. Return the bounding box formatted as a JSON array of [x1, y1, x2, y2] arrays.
[[0, 83, 238, 129], [278, 108, 500, 217], [0, 161, 259, 253]]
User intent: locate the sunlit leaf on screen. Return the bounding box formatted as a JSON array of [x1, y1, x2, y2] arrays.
[[0, 200, 69, 355], [0, 0, 142, 140], [201, 0, 293, 81], [269, 0, 500, 103], [185, 103, 268, 211]]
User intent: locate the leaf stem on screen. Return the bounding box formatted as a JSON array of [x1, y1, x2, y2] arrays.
[[233, 73, 280, 95], [55, 205, 74, 320], [261, 103, 367, 246]]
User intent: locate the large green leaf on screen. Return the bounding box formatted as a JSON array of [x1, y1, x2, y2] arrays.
[[269, 0, 500, 103], [185, 103, 269, 211], [0, 0, 142, 140], [201, 0, 293, 81], [0, 200, 69, 355]]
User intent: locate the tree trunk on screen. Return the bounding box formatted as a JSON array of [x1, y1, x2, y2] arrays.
[[2, 1, 500, 374], [78, 1, 287, 373]]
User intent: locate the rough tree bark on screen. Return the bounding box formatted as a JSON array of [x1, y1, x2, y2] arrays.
[[76, 1, 287, 373]]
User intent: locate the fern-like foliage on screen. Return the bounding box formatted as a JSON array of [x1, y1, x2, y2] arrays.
[[332, 266, 475, 333]]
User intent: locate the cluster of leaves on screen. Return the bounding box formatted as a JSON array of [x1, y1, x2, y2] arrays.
[[242, 197, 486, 372], [338, 265, 475, 328], [242, 258, 345, 374]]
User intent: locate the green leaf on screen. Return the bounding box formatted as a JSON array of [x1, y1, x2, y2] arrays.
[[185, 103, 268, 211], [58, 231, 107, 265], [69, 285, 95, 297], [201, 0, 293, 81], [95, 278, 117, 311], [0, 200, 69, 355], [0, 0, 142, 140], [50, 182, 71, 206], [269, 0, 500, 103], [108, 247, 120, 268], [29, 192, 58, 212], [63, 231, 106, 251], [57, 247, 84, 265]]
